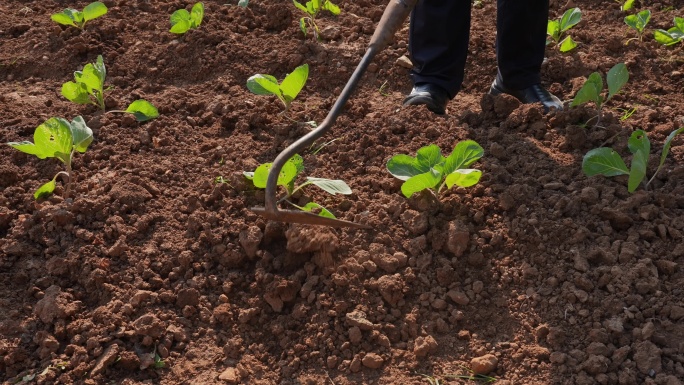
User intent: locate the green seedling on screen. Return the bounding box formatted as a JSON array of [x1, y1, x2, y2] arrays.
[[62, 55, 106, 110], [624, 9, 651, 43], [547, 7, 582, 52], [51, 1, 107, 29], [107, 100, 160, 122], [571, 62, 629, 127], [617, 106, 637, 122], [247, 64, 309, 111], [583, 127, 684, 193], [616, 0, 635, 12], [6, 116, 93, 199], [170, 2, 204, 34], [386, 141, 484, 199], [243, 154, 352, 219], [654, 17, 684, 46], [238, 0, 249, 7], [293, 0, 340, 40]]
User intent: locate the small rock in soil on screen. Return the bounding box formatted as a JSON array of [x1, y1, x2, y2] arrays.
[[34, 285, 79, 324], [470, 354, 498, 375], [239, 226, 263, 258], [633, 340, 662, 375], [413, 335, 438, 358], [91, 344, 119, 376], [361, 353, 384, 369], [218, 367, 240, 383], [445, 220, 470, 257]]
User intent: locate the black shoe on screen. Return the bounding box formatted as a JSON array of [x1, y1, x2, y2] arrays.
[[489, 79, 563, 113], [403, 83, 449, 115]]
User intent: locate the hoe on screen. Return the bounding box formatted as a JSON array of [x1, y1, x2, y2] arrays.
[[251, 0, 419, 229]]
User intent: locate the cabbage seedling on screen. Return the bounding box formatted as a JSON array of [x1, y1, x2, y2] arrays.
[[654, 17, 684, 46], [243, 154, 352, 219], [547, 8, 581, 52], [6, 116, 93, 199], [583, 127, 684, 193], [386, 141, 484, 199], [51, 1, 107, 30], [62, 55, 106, 110], [616, 0, 635, 12], [293, 0, 340, 40], [170, 2, 204, 35], [624, 9, 651, 44], [247, 64, 309, 111], [571, 62, 629, 127], [107, 100, 160, 122]]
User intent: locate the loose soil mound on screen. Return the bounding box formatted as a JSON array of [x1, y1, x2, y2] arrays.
[[1, 0, 683, 384]]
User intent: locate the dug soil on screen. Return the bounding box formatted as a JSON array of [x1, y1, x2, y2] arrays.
[[1, 0, 684, 384]]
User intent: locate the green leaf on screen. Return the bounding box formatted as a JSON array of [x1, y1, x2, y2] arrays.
[[61, 82, 91, 104], [251, 161, 298, 190], [582, 147, 629, 177], [82, 2, 108, 23], [293, 0, 310, 15], [170, 9, 191, 34], [674, 17, 684, 33], [443, 140, 484, 175], [416, 144, 443, 170], [559, 8, 581, 33], [621, 0, 634, 11], [323, 0, 340, 15], [571, 72, 603, 107], [547, 20, 561, 42], [289, 154, 305, 175], [310, 0, 320, 14], [280, 64, 309, 104], [246, 74, 281, 96], [658, 127, 684, 170], [125, 100, 160, 122], [628, 148, 647, 192], [299, 18, 308, 35], [306, 177, 352, 195], [69, 116, 93, 153], [238, 0, 249, 7], [190, 2, 204, 28], [559, 35, 578, 52], [627, 129, 650, 156], [51, 12, 78, 27], [654, 29, 678, 45], [625, 9, 650, 33], [445, 169, 482, 189], [401, 169, 441, 198], [606, 63, 628, 100], [243, 171, 255, 180], [301, 202, 336, 219], [8, 118, 73, 160], [34, 178, 57, 199], [387, 154, 425, 181]]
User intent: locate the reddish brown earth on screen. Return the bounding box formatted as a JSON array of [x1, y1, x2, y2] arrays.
[[1, 0, 684, 384]]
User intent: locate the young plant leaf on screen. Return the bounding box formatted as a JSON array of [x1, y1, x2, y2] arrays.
[[657, 127, 684, 171], [571, 72, 603, 107], [401, 169, 442, 198], [35, 178, 58, 200], [445, 169, 482, 189], [8, 118, 73, 160], [606, 63, 629, 100], [559, 8, 581, 32], [322, 0, 341, 15], [386, 154, 426, 181], [170, 9, 192, 34], [125, 100, 160, 122], [306, 177, 352, 195], [654, 29, 683, 45], [250, 161, 298, 189], [628, 149, 648, 192], [51, 10, 79, 28], [190, 2, 204, 28], [69, 116, 94, 153], [82, 2, 108, 23], [559, 35, 578, 52], [280, 64, 309, 104], [625, 9, 651, 34], [416, 144, 443, 170], [238, 0, 249, 8], [301, 202, 336, 218], [627, 129, 650, 156], [547, 20, 561, 42], [246, 74, 282, 96], [62, 82, 91, 105], [293, 0, 310, 15], [582, 148, 629, 177], [443, 140, 484, 175]]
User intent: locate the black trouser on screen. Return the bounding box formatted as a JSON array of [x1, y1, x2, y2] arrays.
[[408, 0, 549, 98]]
